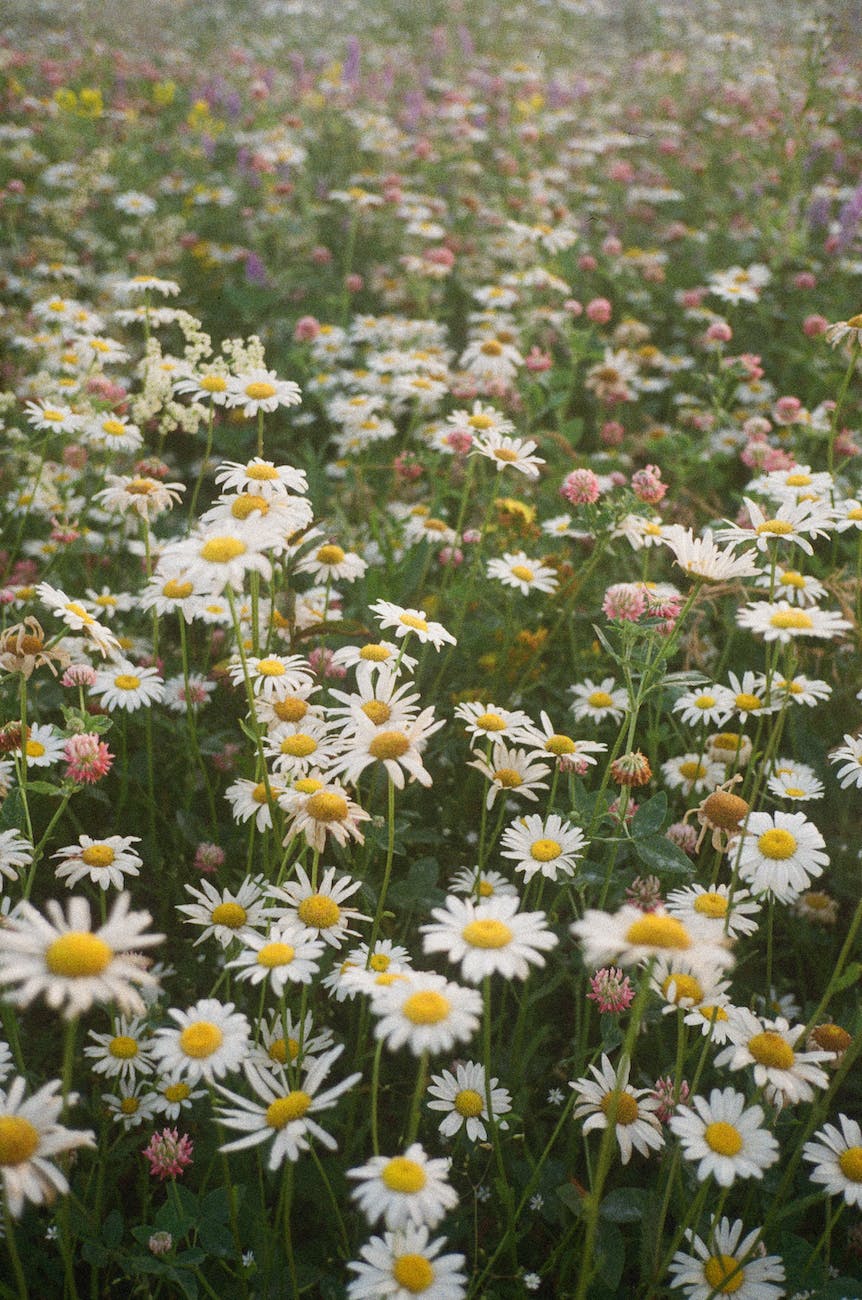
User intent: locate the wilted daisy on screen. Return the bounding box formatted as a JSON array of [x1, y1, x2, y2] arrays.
[[176, 877, 268, 948], [347, 1223, 467, 1300], [731, 809, 828, 903], [0, 892, 161, 1018], [150, 999, 250, 1084], [0, 1076, 95, 1217], [427, 1061, 511, 1141], [348, 1143, 458, 1230], [668, 1218, 784, 1299], [486, 552, 559, 596], [421, 894, 558, 983], [268, 865, 369, 948], [369, 971, 482, 1056], [499, 813, 587, 883], [216, 1046, 360, 1169], [90, 661, 165, 713], [53, 834, 142, 892], [828, 733, 862, 789], [669, 1088, 779, 1186], [369, 600, 456, 650], [802, 1114, 862, 1207], [228, 925, 326, 994], [570, 1054, 664, 1165], [569, 677, 628, 725], [84, 1016, 154, 1082], [715, 1012, 830, 1106]]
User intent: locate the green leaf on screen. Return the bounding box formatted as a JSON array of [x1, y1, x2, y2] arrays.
[[81, 1240, 109, 1268], [630, 792, 667, 840], [387, 857, 444, 912], [23, 780, 64, 797], [599, 1186, 648, 1223], [198, 1217, 234, 1258], [555, 1182, 586, 1218], [600, 1015, 623, 1052], [102, 1209, 123, 1249], [595, 1218, 625, 1289], [633, 834, 693, 878], [0, 790, 25, 833]]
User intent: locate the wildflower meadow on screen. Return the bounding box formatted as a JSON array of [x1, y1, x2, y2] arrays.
[[2, 0, 862, 1295]]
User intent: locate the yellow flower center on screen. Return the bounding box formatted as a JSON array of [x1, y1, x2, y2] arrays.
[[694, 694, 716, 708], [478, 880, 494, 897], [399, 613, 428, 632], [254, 659, 286, 680], [662, 973, 703, 1004], [481, 340, 504, 356], [0, 1117, 40, 1166], [268, 1037, 300, 1064], [475, 711, 507, 731], [65, 601, 94, 623], [492, 767, 522, 788], [587, 691, 614, 709], [784, 474, 811, 486], [200, 374, 228, 393], [510, 564, 534, 582], [163, 579, 194, 599], [256, 942, 296, 968], [402, 991, 450, 1024], [265, 1092, 312, 1128], [252, 782, 271, 804], [704, 1121, 743, 1156], [734, 693, 761, 712], [108, 1035, 138, 1059], [600, 1091, 638, 1125], [704, 1254, 744, 1293], [468, 413, 493, 429], [298, 895, 341, 928], [244, 382, 277, 400], [679, 761, 706, 780], [306, 792, 349, 822], [370, 953, 391, 972], [545, 734, 575, 755], [81, 844, 116, 868], [531, 838, 562, 862], [231, 494, 270, 521], [113, 674, 141, 691], [120, 1098, 139, 1115], [280, 734, 318, 758], [210, 902, 247, 929], [757, 828, 797, 859], [25, 740, 46, 758], [382, 1157, 426, 1193], [161, 1083, 189, 1104], [294, 778, 322, 795], [693, 892, 728, 918], [246, 461, 278, 479], [359, 643, 392, 662], [101, 418, 126, 436], [316, 544, 345, 565], [200, 536, 247, 563], [46, 932, 113, 977], [462, 919, 513, 949], [273, 697, 308, 723], [454, 1088, 484, 1118], [179, 1021, 224, 1059], [362, 700, 391, 725], [769, 610, 813, 630], [747, 1031, 795, 1070], [625, 915, 691, 950], [837, 1146, 862, 1181], [369, 730, 410, 760], [846, 506, 862, 521], [699, 1004, 729, 1023], [779, 570, 806, 588], [756, 519, 793, 535], [392, 1254, 434, 1292]]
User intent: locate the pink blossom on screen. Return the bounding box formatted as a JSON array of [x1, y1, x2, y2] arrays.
[[600, 420, 625, 446], [587, 967, 635, 1015], [63, 733, 113, 785], [61, 664, 98, 688], [626, 874, 663, 912], [666, 822, 698, 856], [393, 452, 423, 482], [345, 273, 364, 293], [793, 271, 816, 290], [803, 314, 828, 337], [444, 429, 473, 455], [524, 347, 552, 373], [307, 646, 346, 679], [631, 464, 667, 505], [602, 583, 646, 623], [293, 315, 320, 342], [601, 235, 622, 256], [772, 396, 803, 425], [586, 297, 612, 325], [310, 246, 332, 266], [438, 547, 463, 567], [577, 254, 597, 273], [143, 1129, 194, 1182], [561, 468, 600, 505], [194, 842, 225, 875], [651, 1076, 690, 1124], [705, 321, 732, 344]]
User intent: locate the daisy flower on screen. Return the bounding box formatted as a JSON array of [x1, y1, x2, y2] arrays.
[[715, 1013, 831, 1106], [36, 582, 119, 657], [731, 809, 828, 903], [659, 526, 760, 582], [225, 369, 302, 418], [716, 495, 833, 557], [669, 1088, 779, 1186], [150, 999, 251, 1084], [571, 906, 734, 976], [151, 1078, 208, 1122], [427, 1061, 511, 1141], [330, 642, 418, 691], [84, 414, 143, 454], [499, 813, 587, 883], [453, 701, 535, 745], [90, 661, 164, 713], [661, 753, 726, 796], [329, 710, 444, 790], [215, 1046, 360, 1169], [486, 552, 559, 596], [214, 458, 308, 498], [519, 712, 607, 767], [467, 741, 551, 809], [665, 884, 760, 939], [569, 678, 627, 725], [768, 673, 832, 707], [471, 432, 544, 478], [327, 673, 422, 736], [803, 1114, 862, 1207], [229, 653, 314, 700], [650, 956, 730, 1014], [570, 1054, 664, 1165], [173, 368, 231, 406], [23, 400, 83, 434], [369, 600, 456, 651], [347, 1223, 467, 1300], [0, 1076, 95, 1217], [278, 782, 369, 852], [160, 519, 282, 595], [105, 1083, 160, 1128], [264, 719, 340, 777], [348, 1143, 458, 1230], [21, 723, 66, 769], [736, 600, 851, 644], [754, 565, 826, 605], [296, 541, 367, 584], [84, 1016, 155, 1082], [0, 829, 33, 888], [767, 760, 824, 801], [448, 867, 519, 900], [176, 877, 268, 948], [228, 924, 326, 994], [369, 972, 482, 1056], [249, 1011, 335, 1073], [225, 776, 285, 831], [53, 834, 143, 891], [268, 866, 370, 948], [421, 894, 558, 983], [0, 892, 162, 1018], [668, 1217, 784, 1299], [828, 733, 862, 789], [725, 670, 777, 722]]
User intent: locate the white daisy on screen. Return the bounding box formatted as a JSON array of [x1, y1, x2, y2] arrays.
[[53, 835, 142, 891], [499, 813, 587, 883], [175, 877, 268, 948], [84, 1015, 155, 1082], [421, 894, 558, 983], [803, 1114, 862, 1207], [569, 677, 628, 725], [227, 925, 326, 993], [669, 1088, 779, 1186], [730, 809, 828, 903], [570, 1054, 664, 1165], [90, 661, 164, 712], [427, 1061, 511, 1142], [348, 1143, 458, 1230], [346, 1223, 467, 1300], [267, 866, 370, 948], [828, 733, 862, 789], [715, 1012, 831, 1106], [0, 1076, 95, 1217], [466, 741, 551, 809], [486, 552, 559, 596], [150, 999, 251, 1084], [368, 600, 456, 650], [0, 829, 32, 888], [668, 1217, 785, 1299], [369, 972, 482, 1056]]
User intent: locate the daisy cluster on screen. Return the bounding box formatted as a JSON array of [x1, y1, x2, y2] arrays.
[[1, 0, 862, 1295]]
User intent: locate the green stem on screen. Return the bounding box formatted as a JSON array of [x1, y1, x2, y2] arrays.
[[366, 777, 396, 960], [3, 1194, 27, 1300], [404, 1050, 428, 1146]]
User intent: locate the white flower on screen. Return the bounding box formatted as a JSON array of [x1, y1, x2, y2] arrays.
[[0, 1076, 95, 1217], [20, 723, 66, 769], [569, 677, 628, 724], [348, 1144, 458, 1230], [175, 877, 268, 948], [427, 1061, 511, 1141], [369, 600, 456, 650], [660, 526, 760, 582], [227, 925, 326, 994], [53, 835, 143, 891], [369, 972, 482, 1056], [668, 1216, 785, 1299], [346, 1223, 467, 1300], [571, 906, 734, 977], [499, 813, 587, 883], [421, 894, 558, 983], [466, 741, 551, 809], [486, 552, 559, 596], [0, 830, 33, 888], [37, 582, 120, 657], [736, 600, 851, 644], [716, 495, 834, 557], [730, 810, 828, 903], [714, 1013, 830, 1106], [665, 885, 760, 939], [570, 1054, 664, 1165], [215, 1046, 360, 1169], [267, 866, 370, 949], [669, 1088, 779, 1186], [803, 1114, 862, 1207], [84, 1016, 155, 1082], [90, 661, 164, 712], [828, 733, 862, 789], [150, 999, 251, 1084], [225, 369, 302, 417], [470, 432, 544, 477]]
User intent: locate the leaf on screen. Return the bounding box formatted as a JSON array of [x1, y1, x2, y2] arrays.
[[198, 1217, 234, 1258], [387, 858, 444, 912], [81, 1240, 109, 1267], [630, 792, 667, 840], [591, 622, 624, 668], [555, 1182, 586, 1217], [633, 834, 694, 878], [101, 1209, 123, 1249], [600, 1186, 648, 1223], [600, 1015, 623, 1052], [0, 790, 25, 833], [24, 779, 65, 797], [595, 1218, 626, 1289]]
